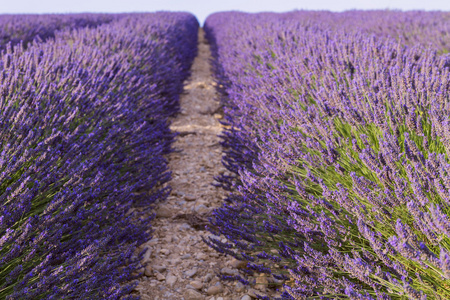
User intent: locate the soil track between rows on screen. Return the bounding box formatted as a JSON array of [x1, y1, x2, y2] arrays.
[[130, 28, 281, 300]]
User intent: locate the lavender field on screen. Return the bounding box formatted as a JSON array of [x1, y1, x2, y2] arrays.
[[0, 12, 198, 299], [204, 10, 450, 300], [2, 9, 450, 300]]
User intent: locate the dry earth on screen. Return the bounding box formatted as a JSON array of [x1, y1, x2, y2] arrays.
[[131, 29, 282, 300]]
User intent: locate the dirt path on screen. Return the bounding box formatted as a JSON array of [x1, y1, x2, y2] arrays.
[[130, 29, 239, 300], [131, 29, 280, 300]]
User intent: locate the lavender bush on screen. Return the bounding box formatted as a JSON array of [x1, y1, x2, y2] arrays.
[[0, 13, 116, 51], [0, 12, 198, 299], [205, 11, 450, 299]]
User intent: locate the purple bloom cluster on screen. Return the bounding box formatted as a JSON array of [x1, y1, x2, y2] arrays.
[[0, 12, 198, 299], [0, 13, 116, 51], [205, 11, 450, 299]]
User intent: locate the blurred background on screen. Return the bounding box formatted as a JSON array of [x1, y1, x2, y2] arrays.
[[1, 0, 450, 25]]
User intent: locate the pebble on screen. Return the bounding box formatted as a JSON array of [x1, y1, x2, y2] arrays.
[[179, 223, 192, 231], [166, 275, 177, 288], [194, 204, 209, 214], [171, 258, 181, 265], [146, 238, 158, 246], [207, 284, 223, 295], [210, 276, 220, 285], [196, 253, 207, 260], [160, 248, 170, 255], [174, 191, 185, 197], [144, 266, 153, 277], [156, 206, 172, 218], [141, 248, 152, 262], [185, 194, 196, 201], [230, 259, 247, 269], [241, 296, 251, 300], [204, 273, 214, 282], [221, 267, 235, 276], [184, 288, 204, 300], [255, 274, 269, 291], [235, 282, 245, 292], [185, 268, 198, 278], [156, 273, 165, 281], [182, 254, 192, 259], [177, 200, 187, 206], [153, 265, 167, 273], [248, 289, 263, 298], [190, 281, 203, 290]]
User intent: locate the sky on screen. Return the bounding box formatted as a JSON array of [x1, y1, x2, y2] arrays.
[[0, 0, 450, 25]]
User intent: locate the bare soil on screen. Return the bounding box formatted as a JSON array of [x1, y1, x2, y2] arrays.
[[131, 29, 281, 300]]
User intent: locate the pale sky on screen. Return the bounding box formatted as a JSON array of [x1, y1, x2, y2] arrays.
[[0, 0, 449, 25]]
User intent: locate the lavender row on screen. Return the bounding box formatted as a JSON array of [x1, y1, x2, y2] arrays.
[[205, 11, 450, 299], [268, 10, 450, 53], [0, 13, 118, 52], [0, 12, 198, 299]]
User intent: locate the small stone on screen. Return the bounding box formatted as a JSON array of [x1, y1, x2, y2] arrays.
[[256, 274, 269, 290], [171, 258, 181, 265], [194, 204, 209, 214], [160, 248, 170, 255], [196, 253, 207, 260], [230, 259, 247, 269], [142, 248, 152, 262], [156, 273, 165, 281], [144, 266, 153, 277], [185, 268, 198, 278], [180, 223, 192, 231], [216, 298, 224, 300], [221, 267, 235, 276], [146, 238, 158, 246], [153, 265, 167, 273], [207, 284, 223, 295], [190, 281, 203, 290], [182, 254, 192, 259], [204, 273, 214, 282], [166, 275, 177, 287], [156, 206, 172, 218], [177, 200, 187, 206], [241, 296, 251, 300], [175, 191, 185, 197], [184, 288, 204, 300], [185, 194, 196, 201], [210, 276, 220, 285], [235, 282, 245, 292], [248, 289, 263, 298]]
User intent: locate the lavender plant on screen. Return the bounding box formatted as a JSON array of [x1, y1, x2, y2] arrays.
[[0, 12, 198, 299], [205, 11, 450, 299], [0, 13, 116, 51]]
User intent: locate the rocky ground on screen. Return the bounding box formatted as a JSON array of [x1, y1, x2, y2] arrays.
[[131, 29, 282, 300]]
